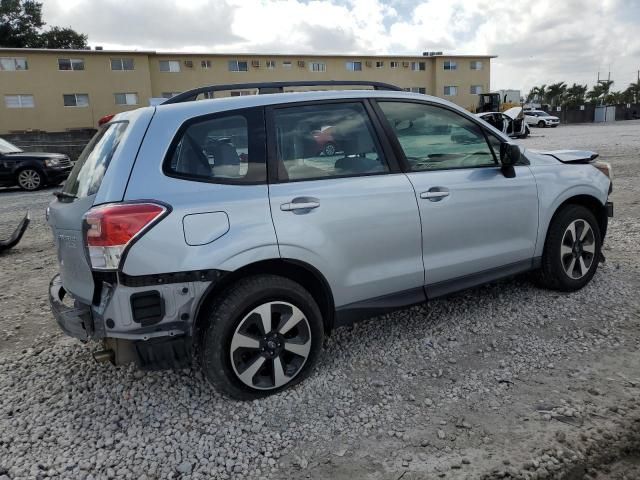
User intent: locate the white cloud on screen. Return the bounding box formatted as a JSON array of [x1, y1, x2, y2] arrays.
[[41, 0, 640, 93]]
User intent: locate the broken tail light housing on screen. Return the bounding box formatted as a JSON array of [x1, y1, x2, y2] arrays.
[[83, 202, 168, 270]]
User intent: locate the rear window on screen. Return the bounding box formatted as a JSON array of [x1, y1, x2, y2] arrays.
[[63, 121, 128, 198], [163, 108, 266, 184]]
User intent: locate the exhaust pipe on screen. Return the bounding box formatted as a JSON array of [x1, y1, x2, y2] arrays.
[[93, 349, 115, 364]]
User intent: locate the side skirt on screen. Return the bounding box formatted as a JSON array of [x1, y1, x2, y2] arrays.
[[333, 258, 540, 328]]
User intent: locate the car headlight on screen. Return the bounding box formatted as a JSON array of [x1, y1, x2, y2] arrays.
[[592, 161, 612, 180], [45, 158, 60, 167]]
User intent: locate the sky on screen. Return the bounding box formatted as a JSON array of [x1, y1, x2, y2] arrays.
[[42, 0, 640, 94]]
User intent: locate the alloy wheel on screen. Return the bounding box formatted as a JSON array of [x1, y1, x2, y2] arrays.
[[323, 143, 336, 156], [230, 301, 312, 390], [17, 169, 41, 190], [560, 219, 596, 279]]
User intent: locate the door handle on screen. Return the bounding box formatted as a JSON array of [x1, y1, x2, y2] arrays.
[[280, 197, 320, 212], [420, 189, 450, 201]]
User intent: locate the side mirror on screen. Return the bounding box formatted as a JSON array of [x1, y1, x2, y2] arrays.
[[499, 143, 520, 178], [500, 142, 521, 166]]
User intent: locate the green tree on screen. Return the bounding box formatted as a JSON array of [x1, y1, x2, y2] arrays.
[[526, 84, 547, 104], [565, 83, 587, 106], [624, 80, 640, 104], [0, 0, 87, 48], [545, 82, 567, 106]]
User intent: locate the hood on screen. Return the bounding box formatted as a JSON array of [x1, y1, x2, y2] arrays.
[[3, 151, 68, 160], [503, 106, 523, 120], [529, 149, 598, 164]]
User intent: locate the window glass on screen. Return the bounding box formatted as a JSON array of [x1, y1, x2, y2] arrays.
[[390, 61, 399, 68], [63, 122, 128, 198], [58, 58, 84, 70], [63, 94, 89, 107], [444, 60, 457, 70], [228, 60, 248, 72], [4, 94, 34, 108], [114, 93, 138, 105], [470, 61, 483, 70], [159, 60, 180, 72], [310, 62, 326, 72], [0, 57, 28, 71], [470, 85, 483, 94], [201, 59, 212, 69], [166, 112, 264, 183], [111, 58, 134, 70], [378, 101, 497, 172], [443, 86, 457, 96], [273, 102, 388, 181], [346, 61, 362, 71]]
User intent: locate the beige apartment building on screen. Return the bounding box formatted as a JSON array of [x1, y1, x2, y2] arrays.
[[0, 48, 494, 134]]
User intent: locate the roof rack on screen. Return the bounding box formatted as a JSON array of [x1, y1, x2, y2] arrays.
[[162, 80, 403, 105]]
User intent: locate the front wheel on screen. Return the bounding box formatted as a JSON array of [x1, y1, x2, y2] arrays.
[[199, 275, 324, 399], [536, 205, 601, 291], [537, 120, 546, 128]]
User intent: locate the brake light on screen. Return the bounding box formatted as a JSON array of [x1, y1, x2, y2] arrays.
[[98, 114, 115, 126], [84, 203, 167, 270]]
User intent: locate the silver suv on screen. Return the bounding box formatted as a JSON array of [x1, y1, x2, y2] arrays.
[[47, 81, 613, 399]]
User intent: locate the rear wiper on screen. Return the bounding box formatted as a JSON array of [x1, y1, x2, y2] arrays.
[[53, 191, 77, 200]]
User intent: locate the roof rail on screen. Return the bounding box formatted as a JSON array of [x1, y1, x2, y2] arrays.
[[162, 80, 403, 105]]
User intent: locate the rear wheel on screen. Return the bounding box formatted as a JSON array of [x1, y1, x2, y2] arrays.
[[16, 168, 43, 191], [536, 205, 601, 291], [323, 142, 336, 156], [199, 275, 324, 399]]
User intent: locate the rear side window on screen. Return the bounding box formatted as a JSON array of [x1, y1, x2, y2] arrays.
[[63, 121, 128, 198], [272, 102, 388, 181], [164, 109, 266, 184]]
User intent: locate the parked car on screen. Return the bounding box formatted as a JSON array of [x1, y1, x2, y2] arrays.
[[0, 138, 73, 191], [476, 107, 530, 138], [311, 126, 339, 156], [525, 110, 560, 128], [47, 81, 613, 399]]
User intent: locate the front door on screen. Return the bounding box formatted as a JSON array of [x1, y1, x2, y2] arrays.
[[375, 100, 539, 295], [267, 101, 424, 309]]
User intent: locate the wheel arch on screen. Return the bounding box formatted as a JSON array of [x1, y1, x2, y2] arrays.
[[547, 194, 608, 243], [193, 258, 336, 341]]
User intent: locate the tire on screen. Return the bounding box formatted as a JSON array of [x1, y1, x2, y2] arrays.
[[323, 142, 336, 156], [537, 120, 545, 128], [199, 275, 324, 399], [16, 168, 43, 191], [536, 205, 601, 291]]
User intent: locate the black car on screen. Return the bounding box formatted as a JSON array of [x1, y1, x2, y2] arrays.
[[0, 138, 73, 191]]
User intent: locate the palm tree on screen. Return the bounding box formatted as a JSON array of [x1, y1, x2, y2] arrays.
[[546, 82, 567, 106], [526, 85, 547, 104], [565, 83, 587, 106], [586, 84, 605, 103], [625, 80, 640, 104]]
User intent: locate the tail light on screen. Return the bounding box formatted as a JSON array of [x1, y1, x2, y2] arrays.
[[98, 114, 115, 126], [83, 202, 167, 270]]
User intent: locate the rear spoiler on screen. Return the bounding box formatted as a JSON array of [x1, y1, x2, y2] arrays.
[[537, 150, 599, 164], [0, 212, 30, 253]]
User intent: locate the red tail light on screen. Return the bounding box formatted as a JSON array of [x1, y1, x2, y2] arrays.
[[98, 114, 115, 126], [84, 203, 167, 270]]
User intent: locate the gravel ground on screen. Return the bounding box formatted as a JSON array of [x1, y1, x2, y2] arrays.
[[0, 120, 639, 479]]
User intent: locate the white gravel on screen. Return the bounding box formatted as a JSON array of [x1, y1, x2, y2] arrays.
[[0, 120, 639, 479]]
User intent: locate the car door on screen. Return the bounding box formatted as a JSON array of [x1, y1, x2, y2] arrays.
[[373, 100, 539, 297], [267, 100, 425, 311]]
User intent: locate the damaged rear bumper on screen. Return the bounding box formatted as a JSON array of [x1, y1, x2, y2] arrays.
[[49, 274, 93, 341]]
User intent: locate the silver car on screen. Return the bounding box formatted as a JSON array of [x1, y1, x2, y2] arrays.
[[47, 81, 613, 399]]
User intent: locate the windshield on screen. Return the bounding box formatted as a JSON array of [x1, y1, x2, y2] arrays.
[[0, 138, 23, 154]]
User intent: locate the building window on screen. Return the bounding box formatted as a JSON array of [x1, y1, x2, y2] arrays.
[[266, 60, 276, 69], [390, 61, 399, 69], [375, 61, 384, 68], [159, 60, 181, 72], [310, 62, 326, 72], [411, 61, 426, 71], [114, 92, 139, 105], [470, 61, 483, 70], [201, 60, 212, 69], [228, 60, 248, 72], [58, 58, 85, 71], [282, 61, 292, 68], [161, 92, 182, 98], [4, 94, 34, 108], [230, 91, 254, 97], [470, 85, 483, 94], [443, 86, 458, 96], [0, 57, 28, 71], [63, 93, 89, 107], [346, 61, 362, 71], [407, 87, 426, 94], [443, 60, 457, 71], [111, 58, 134, 71]]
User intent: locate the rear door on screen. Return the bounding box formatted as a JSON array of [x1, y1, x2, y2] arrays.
[[267, 100, 424, 309], [374, 100, 539, 295], [47, 121, 132, 303]]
